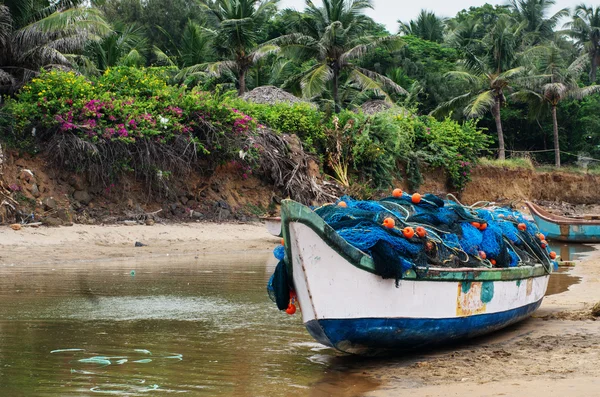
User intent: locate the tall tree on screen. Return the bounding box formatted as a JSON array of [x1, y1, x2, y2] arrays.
[[564, 4, 600, 84], [399, 10, 446, 43], [509, 0, 569, 44], [274, 0, 405, 113], [0, 1, 110, 95], [433, 15, 525, 160], [514, 45, 600, 167], [195, 0, 279, 95]]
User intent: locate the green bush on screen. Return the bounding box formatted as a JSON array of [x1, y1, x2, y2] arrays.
[[224, 98, 326, 152], [414, 117, 491, 190]]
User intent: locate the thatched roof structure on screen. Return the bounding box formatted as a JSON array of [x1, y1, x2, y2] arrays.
[[241, 86, 309, 106], [359, 100, 393, 115], [358, 100, 411, 116]]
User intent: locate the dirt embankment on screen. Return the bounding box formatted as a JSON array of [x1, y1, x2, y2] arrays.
[[3, 147, 600, 227], [409, 165, 600, 205]]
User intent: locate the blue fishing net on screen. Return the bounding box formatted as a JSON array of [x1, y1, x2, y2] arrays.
[[267, 195, 555, 303]]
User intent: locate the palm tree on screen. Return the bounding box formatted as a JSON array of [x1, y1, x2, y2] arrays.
[[433, 15, 525, 160], [564, 4, 600, 84], [274, 0, 405, 113], [509, 0, 569, 44], [399, 10, 446, 43], [0, 1, 110, 95], [514, 45, 600, 167], [87, 23, 148, 71], [193, 0, 279, 95]]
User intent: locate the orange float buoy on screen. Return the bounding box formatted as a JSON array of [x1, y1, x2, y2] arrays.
[[425, 241, 434, 251], [338, 201, 347, 208], [285, 304, 296, 315], [471, 222, 481, 229], [392, 188, 403, 198], [416, 226, 427, 238], [518, 223, 527, 231], [402, 227, 415, 239], [479, 251, 487, 260], [479, 223, 487, 231], [549, 251, 557, 259], [411, 193, 421, 204], [541, 240, 547, 248], [280, 238, 285, 246], [490, 259, 496, 265], [383, 217, 395, 229], [538, 233, 545, 241]]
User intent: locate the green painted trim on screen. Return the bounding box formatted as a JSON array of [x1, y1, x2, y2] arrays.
[[281, 199, 550, 282]]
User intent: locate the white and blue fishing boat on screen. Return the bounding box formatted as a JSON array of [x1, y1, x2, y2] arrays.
[[526, 201, 600, 243], [279, 199, 552, 355]]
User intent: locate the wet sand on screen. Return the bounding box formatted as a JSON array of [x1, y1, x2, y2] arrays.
[[0, 222, 278, 264], [359, 248, 600, 397], [1, 223, 599, 396]]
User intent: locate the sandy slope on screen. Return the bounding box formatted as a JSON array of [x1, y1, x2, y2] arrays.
[[0, 222, 278, 265]]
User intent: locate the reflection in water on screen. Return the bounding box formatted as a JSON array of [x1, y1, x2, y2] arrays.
[[545, 242, 588, 296], [0, 254, 379, 396], [549, 242, 595, 262]]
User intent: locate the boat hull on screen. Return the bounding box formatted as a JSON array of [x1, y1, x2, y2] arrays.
[[527, 202, 600, 243], [305, 300, 542, 353], [287, 220, 549, 354]]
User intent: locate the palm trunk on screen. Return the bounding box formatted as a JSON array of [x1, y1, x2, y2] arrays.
[[333, 65, 340, 114], [590, 53, 598, 84], [238, 68, 247, 96], [552, 105, 560, 168], [492, 97, 506, 160]]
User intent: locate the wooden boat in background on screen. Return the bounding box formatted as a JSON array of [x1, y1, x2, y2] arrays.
[[280, 200, 551, 355], [526, 201, 600, 243]]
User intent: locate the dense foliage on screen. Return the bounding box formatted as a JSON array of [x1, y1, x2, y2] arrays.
[[2, 68, 489, 191]]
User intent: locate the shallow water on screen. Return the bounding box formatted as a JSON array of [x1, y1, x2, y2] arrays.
[[545, 242, 590, 296], [0, 254, 371, 396], [0, 243, 591, 396]]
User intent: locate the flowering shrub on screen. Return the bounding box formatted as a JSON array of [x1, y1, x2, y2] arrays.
[[2, 67, 258, 186]]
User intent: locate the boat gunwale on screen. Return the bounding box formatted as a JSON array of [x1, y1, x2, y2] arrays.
[[281, 199, 549, 283], [526, 201, 600, 225]]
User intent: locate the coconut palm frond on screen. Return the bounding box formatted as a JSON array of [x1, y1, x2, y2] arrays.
[[347, 68, 392, 101], [17, 7, 111, 48], [464, 90, 495, 118], [119, 48, 145, 67], [353, 67, 408, 95], [567, 53, 590, 76], [498, 66, 526, 80], [571, 84, 600, 100], [0, 5, 11, 48], [430, 92, 473, 118], [340, 35, 403, 64], [153, 46, 177, 67], [205, 60, 238, 76], [300, 63, 333, 98], [445, 70, 483, 86], [250, 44, 279, 62]]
